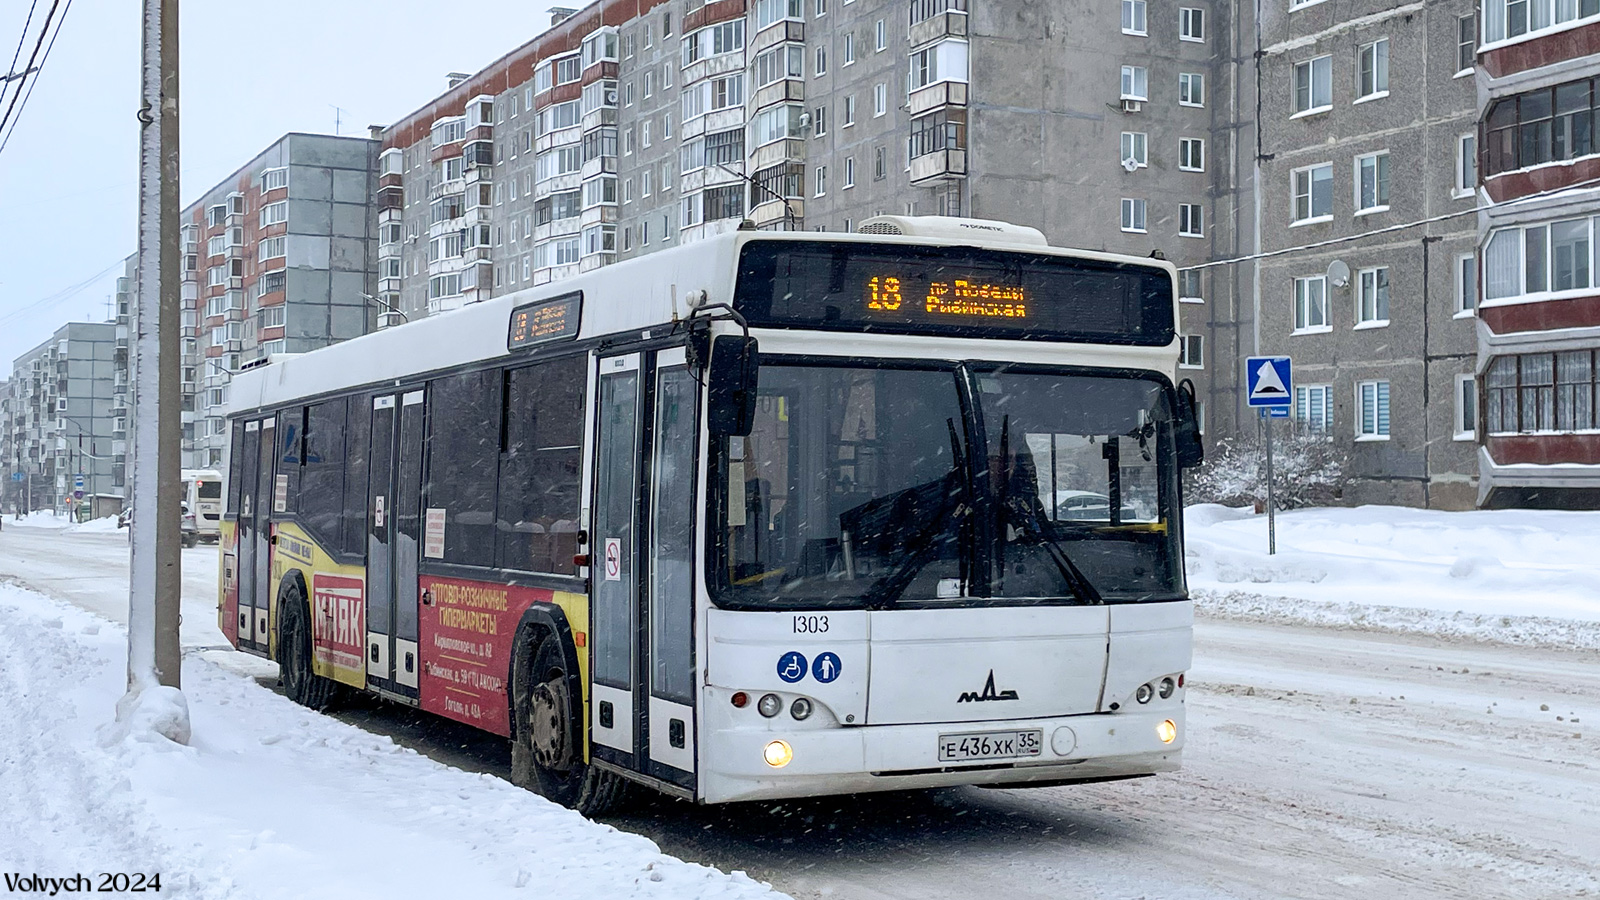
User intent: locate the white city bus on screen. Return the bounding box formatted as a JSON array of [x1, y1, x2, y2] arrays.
[[219, 216, 1203, 812]]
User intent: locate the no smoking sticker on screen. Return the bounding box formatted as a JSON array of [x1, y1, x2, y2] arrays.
[[604, 538, 622, 581]]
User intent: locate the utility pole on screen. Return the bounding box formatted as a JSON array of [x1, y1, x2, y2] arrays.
[[127, 0, 188, 741]]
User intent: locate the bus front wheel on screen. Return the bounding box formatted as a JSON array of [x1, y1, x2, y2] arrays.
[[279, 585, 340, 710], [511, 631, 628, 816]]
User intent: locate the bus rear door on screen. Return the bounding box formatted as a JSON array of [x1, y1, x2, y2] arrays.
[[365, 391, 424, 701]]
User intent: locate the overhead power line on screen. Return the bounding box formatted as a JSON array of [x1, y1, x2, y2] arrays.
[[0, 0, 42, 109], [0, 0, 69, 160]]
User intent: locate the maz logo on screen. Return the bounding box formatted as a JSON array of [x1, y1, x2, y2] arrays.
[[957, 670, 1019, 703]]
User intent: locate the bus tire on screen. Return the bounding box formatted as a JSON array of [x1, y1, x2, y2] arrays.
[[510, 631, 629, 816], [279, 584, 339, 710]]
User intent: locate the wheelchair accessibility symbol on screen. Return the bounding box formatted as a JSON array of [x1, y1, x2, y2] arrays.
[[777, 651, 808, 683]]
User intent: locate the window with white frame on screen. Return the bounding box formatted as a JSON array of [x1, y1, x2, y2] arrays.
[[752, 104, 804, 145], [1180, 203, 1205, 237], [812, 104, 828, 136], [1454, 373, 1477, 439], [843, 95, 856, 125], [875, 19, 886, 50], [816, 165, 829, 195], [844, 32, 855, 64], [1180, 7, 1204, 41], [1179, 73, 1204, 106], [258, 236, 286, 262], [1179, 269, 1203, 302], [1122, 0, 1148, 34], [1293, 55, 1333, 114], [1456, 253, 1477, 314], [816, 44, 828, 74], [1180, 136, 1205, 171], [258, 305, 286, 329], [1356, 267, 1390, 326], [1457, 14, 1476, 72], [1455, 133, 1477, 197], [1121, 65, 1149, 101], [1357, 380, 1391, 439], [874, 82, 887, 116], [556, 55, 582, 84], [1293, 163, 1333, 222], [1482, 0, 1600, 44], [1121, 197, 1147, 232], [1294, 275, 1329, 331], [1483, 215, 1600, 301], [379, 149, 402, 176], [845, 156, 856, 187], [909, 40, 968, 90], [754, 0, 803, 29], [1356, 152, 1390, 213], [1356, 38, 1389, 100], [259, 167, 287, 191], [259, 201, 287, 228], [1179, 334, 1204, 368], [1121, 131, 1148, 168], [1295, 384, 1334, 431], [754, 43, 805, 85]]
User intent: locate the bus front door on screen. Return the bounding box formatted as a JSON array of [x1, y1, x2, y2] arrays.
[[590, 349, 699, 795], [366, 391, 424, 701], [234, 417, 272, 655]]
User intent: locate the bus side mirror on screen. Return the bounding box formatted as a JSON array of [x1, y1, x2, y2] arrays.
[[707, 335, 759, 436], [1175, 379, 1204, 469]]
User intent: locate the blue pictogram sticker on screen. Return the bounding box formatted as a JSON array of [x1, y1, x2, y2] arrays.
[[811, 652, 842, 683], [777, 651, 808, 683]]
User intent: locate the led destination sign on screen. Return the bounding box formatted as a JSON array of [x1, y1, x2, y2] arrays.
[[507, 292, 582, 350], [736, 241, 1172, 345]]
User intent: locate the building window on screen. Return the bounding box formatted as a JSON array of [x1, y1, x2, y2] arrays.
[[1457, 14, 1476, 72], [1356, 38, 1389, 101], [1482, 215, 1600, 301], [1121, 197, 1147, 233], [909, 111, 965, 159], [1293, 55, 1333, 115], [259, 167, 288, 191], [812, 104, 828, 136], [1356, 267, 1390, 326], [1179, 7, 1204, 41], [843, 95, 856, 126], [1295, 384, 1334, 432], [815, 0, 826, 15], [1180, 137, 1205, 171], [1179, 334, 1204, 368], [1457, 253, 1477, 315], [1179, 203, 1204, 237], [1121, 65, 1148, 101], [874, 82, 887, 116], [754, 0, 803, 29], [1482, 0, 1600, 44], [1179, 73, 1205, 107], [1355, 152, 1390, 213], [875, 19, 886, 50], [844, 156, 856, 188], [1178, 269, 1203, 302], [909, 39, 969, 90], [1122, 131, 1148, 168], [1292, 163, 1333, 222], [1357, 380, 1391, 439], [1294, 275, 1329, 332], [1122, 0, 1148, 35], [1455, 374, 1478, 440], [816, 44, 828, 75], [844, 32, 855, 64], [1456, 133, 1478, 197], [874, 145, 887, 179], [1483, 78, 1600, 177], [815, 165, 829, 196], [259, 201, 287, 228]]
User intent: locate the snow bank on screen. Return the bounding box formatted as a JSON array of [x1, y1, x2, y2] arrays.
[[6, 509, 77, 529], [69, 514, 126, 534], [0, 583, 787, 900], [1185, 504, 1600, 643]]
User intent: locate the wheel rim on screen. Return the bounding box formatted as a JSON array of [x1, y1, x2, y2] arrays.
[[529, 672, 573, 772]]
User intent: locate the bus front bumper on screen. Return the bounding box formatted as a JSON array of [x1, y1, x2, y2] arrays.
[[697, 707, 1185, 804]]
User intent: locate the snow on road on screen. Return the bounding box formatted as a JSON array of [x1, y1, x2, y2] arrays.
[[3, 515, 1599, 899]]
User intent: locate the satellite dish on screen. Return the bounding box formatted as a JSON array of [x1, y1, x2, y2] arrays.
[[1327, 259, 1350, 288], [1121, 157, 1140, 173]]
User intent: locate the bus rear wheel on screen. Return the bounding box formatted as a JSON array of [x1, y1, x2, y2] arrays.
[[511, 632, 628, 816], [279, 585, 339, 710]]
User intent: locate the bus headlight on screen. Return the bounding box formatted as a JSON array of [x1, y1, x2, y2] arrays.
[[758, 693, 782, 717], [764, 740, 793, 768], [1157, 719, 1177, 744], [1158, 677, 1176, 700], [1135, 683, 1153, 704], [790, 698, 813, 720]]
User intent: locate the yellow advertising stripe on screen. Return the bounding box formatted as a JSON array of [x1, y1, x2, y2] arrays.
[[440, 653, 487, 668]]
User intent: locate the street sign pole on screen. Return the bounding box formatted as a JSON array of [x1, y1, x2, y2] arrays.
[[1246, 356, 1293, 557], [1264, 414, 1275, 555]]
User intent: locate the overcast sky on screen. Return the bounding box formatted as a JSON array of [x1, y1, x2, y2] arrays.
[[0, 0, 560, 369]]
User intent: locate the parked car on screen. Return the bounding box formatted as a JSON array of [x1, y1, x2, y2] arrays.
[[119, 503, 201, 547]]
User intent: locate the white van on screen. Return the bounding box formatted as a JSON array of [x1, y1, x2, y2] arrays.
[[182, 468, 224, 542]]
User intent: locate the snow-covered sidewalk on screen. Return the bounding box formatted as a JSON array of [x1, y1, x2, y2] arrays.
[[0, 581, 784, 900], [1185, 504, 1600, 648]]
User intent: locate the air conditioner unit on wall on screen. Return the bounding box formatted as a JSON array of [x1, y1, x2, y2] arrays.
[[1121, 99, 1143, 113]]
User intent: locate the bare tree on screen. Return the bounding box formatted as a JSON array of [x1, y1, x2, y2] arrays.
[[1187, 425, 1349, 510]]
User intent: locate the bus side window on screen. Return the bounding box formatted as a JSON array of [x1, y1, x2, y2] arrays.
[[301, 398, 348, 545], [498, 356, 586, 575], [341, 395, 370, 557], [277, 408, 304, 516], [427, 369, 502, 568], [226, 419, 246, 517]]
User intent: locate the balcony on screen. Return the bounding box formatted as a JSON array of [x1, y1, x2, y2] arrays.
[[910, 7, 967, 48], [750, 197, 804, 229], [909, 80, 968, 117], [909, 148, 967, 185]]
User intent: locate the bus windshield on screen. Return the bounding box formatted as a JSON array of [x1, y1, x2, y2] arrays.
[[709, 361, 1184, 609]]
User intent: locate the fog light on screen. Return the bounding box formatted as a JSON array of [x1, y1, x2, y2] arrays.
[[1158, 677, 1176, 700], [1157, 719, 1177, 744], [1135, 683, 1153, 704], [731, 691, 749, 709], [764, 739, 793, 768], [790, 697, 813, 720], [758, 693, 782, 717]]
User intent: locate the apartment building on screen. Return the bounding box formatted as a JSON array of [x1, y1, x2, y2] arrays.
[[1, 323, 122, 514], [1471, 0, 1600, 507], [374, 0, 1236, 436], [124, 133, 380, 468]]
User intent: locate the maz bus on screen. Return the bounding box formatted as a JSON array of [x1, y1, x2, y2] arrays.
[[219, 216, 1204, 812]]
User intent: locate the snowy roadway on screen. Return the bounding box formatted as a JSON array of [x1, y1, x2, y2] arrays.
[[2, 523, 1597, 899]]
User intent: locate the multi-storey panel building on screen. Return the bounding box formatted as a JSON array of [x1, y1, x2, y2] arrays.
[[1246, 0, 1481, 508], [1472, 0, 1600, 506], [2, 324, 121, 514]]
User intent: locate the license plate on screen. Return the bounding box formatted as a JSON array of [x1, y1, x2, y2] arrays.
[[937, 729, 1043, 762]]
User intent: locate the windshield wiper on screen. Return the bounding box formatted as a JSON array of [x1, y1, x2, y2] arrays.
[[996, 414, 1104, 605]]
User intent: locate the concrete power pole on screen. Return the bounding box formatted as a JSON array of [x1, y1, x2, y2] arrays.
[[126, 0, 188, 742]]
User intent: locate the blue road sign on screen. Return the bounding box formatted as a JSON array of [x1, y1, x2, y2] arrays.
[[73, 474, 85, 490], [1258, 407, 1290, 419], [777, 651, 808, 683], [811, 652, 842, 683], [1246, 356, 1293, 408], [10, 472, 21, 482]]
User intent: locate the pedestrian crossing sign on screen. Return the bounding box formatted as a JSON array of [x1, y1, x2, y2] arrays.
[[1246, 356, 1293, 408]]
